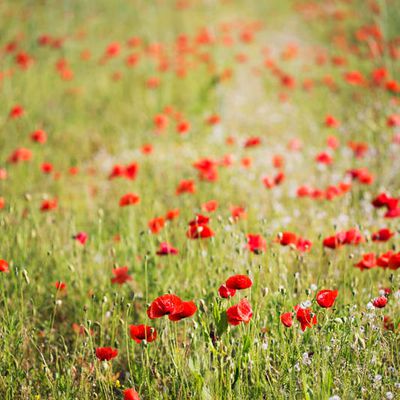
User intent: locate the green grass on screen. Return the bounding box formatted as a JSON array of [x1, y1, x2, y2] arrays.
[[0, 0, 399, 399]]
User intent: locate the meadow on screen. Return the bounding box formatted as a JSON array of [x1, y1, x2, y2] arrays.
[[0, 0, 399, 399]]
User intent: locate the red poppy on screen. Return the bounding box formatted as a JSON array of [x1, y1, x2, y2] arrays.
[[111, 266, 132, 285], [176, 179, 196, 195], [55, 281, 67, 292], [296, 237, 312, 252], [325, 115, 340, 128], [31, 129, 47, 144], [124, 388, 140, 400], [294, 305, 317, 331], [0, 197, 4, 210], [8, 148, 32, 163], [165, 209, 180, 220], [226, 298, 253, 325], [218, 284, 236, 298], [9, 105, 24, 119], [354, 253, 376, 271], [177, 120, 190, 135], [206, 114, 220, 125], [140, 144, 153, 155], [95, 347, 118, 361], [119, 193, 140, 207], [41, 162, 53, 174], [193, 158, 218, 182], [225, 275, 252, 290], [316, 289, 338, 308], [187, 215, 214, 239], [377, 251, 393, 268], [371, 228, 394, 242], [278, 232, 297, 246], [129, 324, 157, 343], [388, 253, 400, 270], [41, 198, 58, 212], [0, 259, 10, 273], [148, 217, 165, 234], [147, 294, 183, 319], [74, 232, 88, 245], [280, 312, 293, 328], [156, 242, 178, 255], [247, 234, 266, 253], [372, 296, 387, 308], [202, 200, 218, 213], [168, 301, 197, 321], [230, 206, 246, 220], [244, 136, 261, 148]]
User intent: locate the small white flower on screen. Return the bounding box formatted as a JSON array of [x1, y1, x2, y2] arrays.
[[374, 374, 382, 383], [261, 342, 268, 351], [329, 396, 341, 400], [310, 284, 318, 291], [301, 300, 312, 308], [366, 302, 374, 310], [385, 392, 393, 400]]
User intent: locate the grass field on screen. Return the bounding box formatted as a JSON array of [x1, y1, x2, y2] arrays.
[[0, 0, 399, 399]]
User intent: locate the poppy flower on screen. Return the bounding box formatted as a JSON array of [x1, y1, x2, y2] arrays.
[[294, 305, 317, 331], [325, 115, 340, 128], [154, 114, 168, 132], [206, 114, 220, 125], [230, 206, 246, 220], [244, 136, 261, 148], [119, 193, 140, 207], [165, 209, 179, 220], [74, 232, 88, 245], [8, 148, 32, 163], [40, 198, 58, 212], [247, 234, 266, 253], [202, 200, 218, 213], [129, 324, 157, 343], [278, 232, 297, 246], [280, 312, 293, 327], [377, 251, 393, 268], [55, 281, 67, 292], [315, 151, 333, 165], [111, 266, 132, 285], [156, 242, 178, 255], [0, 259, 9, 273], [296, 237, 312, 252], [316, 289, 338, 308], [388, 253, 400, 270], [372, 296, 388, 308], [95, 347, 118, 361], [31, 129, 47, 144], [41, 163, 53, 174], [124, 388, 140, 400], [0, 197, 4, 210], [225, 275, 252, 290], [168, 301, 197, 321], [262, 176, 275, 189], [218, 284, 236, 298], [176, 120, 190, 135], [193, 158, 218, 182], [147, 294, 183, 319], [124, 162, 139, 180], [141, 144, 153, 154], [148, 217, 165, 234], [176, 179, 196, 195], [187, 215, 214, 239], [9, 105, 24, 119], [371, 228, 394, 242], [226, 298, 253, 326], [371, 192, 394, 209], [354, 253, 376, 271]]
